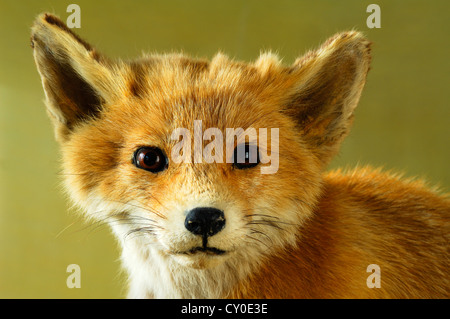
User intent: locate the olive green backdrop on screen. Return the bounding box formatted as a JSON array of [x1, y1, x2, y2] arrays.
[[0, 0, 448, 298]]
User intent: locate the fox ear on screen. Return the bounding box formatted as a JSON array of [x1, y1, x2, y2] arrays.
[[31, 13, 124, 142], [285, 32, 371, 166]]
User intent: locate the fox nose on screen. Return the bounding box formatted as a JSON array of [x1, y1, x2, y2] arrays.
[[185, 207, 225, 237]]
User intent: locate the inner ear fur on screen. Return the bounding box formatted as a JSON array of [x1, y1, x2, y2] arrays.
[[31, 13, 125, 142], [285, 31, 372, 166]]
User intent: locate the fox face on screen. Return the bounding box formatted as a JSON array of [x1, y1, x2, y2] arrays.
[[32, 14, 373, 296]]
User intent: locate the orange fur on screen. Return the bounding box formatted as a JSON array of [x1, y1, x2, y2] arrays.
[[32, 13, 449, 298], [230, 168, 449, 298]]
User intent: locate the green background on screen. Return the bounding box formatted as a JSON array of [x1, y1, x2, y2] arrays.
[[0, 0, 449, 298]]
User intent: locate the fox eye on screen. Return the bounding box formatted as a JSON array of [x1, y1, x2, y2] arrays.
[[233, 144, 260, 170], [134, 147, 168, 173]]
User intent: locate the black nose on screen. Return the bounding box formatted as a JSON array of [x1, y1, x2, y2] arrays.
[[185, 207, 225, 237]]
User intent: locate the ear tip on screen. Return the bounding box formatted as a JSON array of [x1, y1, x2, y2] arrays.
[[331, 31, 372, 50], [31, 13, 62, 39], [31, 12, 96, 54], [42, 13, 66, 27], [33, 12, 63, 28], [321, 31, 372, 65]]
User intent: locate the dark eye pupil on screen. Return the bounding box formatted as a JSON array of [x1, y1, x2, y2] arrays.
[[134, 147, 167, 173], [233, 144, 259, 169], [144, 151, 160, 167]]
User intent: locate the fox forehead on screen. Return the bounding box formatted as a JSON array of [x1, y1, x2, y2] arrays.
[[125, 51, 286, 101], [101, 52, 294, 142]]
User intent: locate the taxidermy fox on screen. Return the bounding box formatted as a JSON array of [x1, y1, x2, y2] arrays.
[[31, 13, 449, 298]]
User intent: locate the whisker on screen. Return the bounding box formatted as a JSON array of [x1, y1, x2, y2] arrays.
[[75, 210, 162, 238], [53, 210, 117, 238], [54, 221, 77, 239], [124, 226, 161, 242], [248, 229, 274, 245], [247, 221, 284, 231], [242, 211, 280, 218], [244, 234, 272, 251], [106, 199, 167, 220], [125, 226, 155, 237], [242, 209, 298, 228]]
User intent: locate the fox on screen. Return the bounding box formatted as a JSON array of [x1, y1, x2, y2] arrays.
[[31, 13, 449, 298]]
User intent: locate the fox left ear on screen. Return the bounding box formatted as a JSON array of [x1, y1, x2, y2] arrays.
[[284, 32, 371, 166], [31, 13, 126, 142]]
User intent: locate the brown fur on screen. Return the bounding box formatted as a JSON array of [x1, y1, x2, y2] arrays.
[[32, 13, 449, 298], [230, 168, 449, 298]]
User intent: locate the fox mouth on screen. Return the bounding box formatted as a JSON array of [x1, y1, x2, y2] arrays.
[[180, 247, 227, 256]]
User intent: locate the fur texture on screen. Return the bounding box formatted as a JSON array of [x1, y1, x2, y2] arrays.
[[32, 13, 449, 298]]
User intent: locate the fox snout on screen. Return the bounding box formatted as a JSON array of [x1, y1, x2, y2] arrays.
[[185, 207, 226, 238], [184, 207, 227, 255]]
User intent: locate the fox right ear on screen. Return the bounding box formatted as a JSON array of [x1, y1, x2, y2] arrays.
[[284, 32, 371, 166], [31, 13, 126, 142]]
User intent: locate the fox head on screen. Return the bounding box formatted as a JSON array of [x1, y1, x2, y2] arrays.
[[32, 14, 371, 270]]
